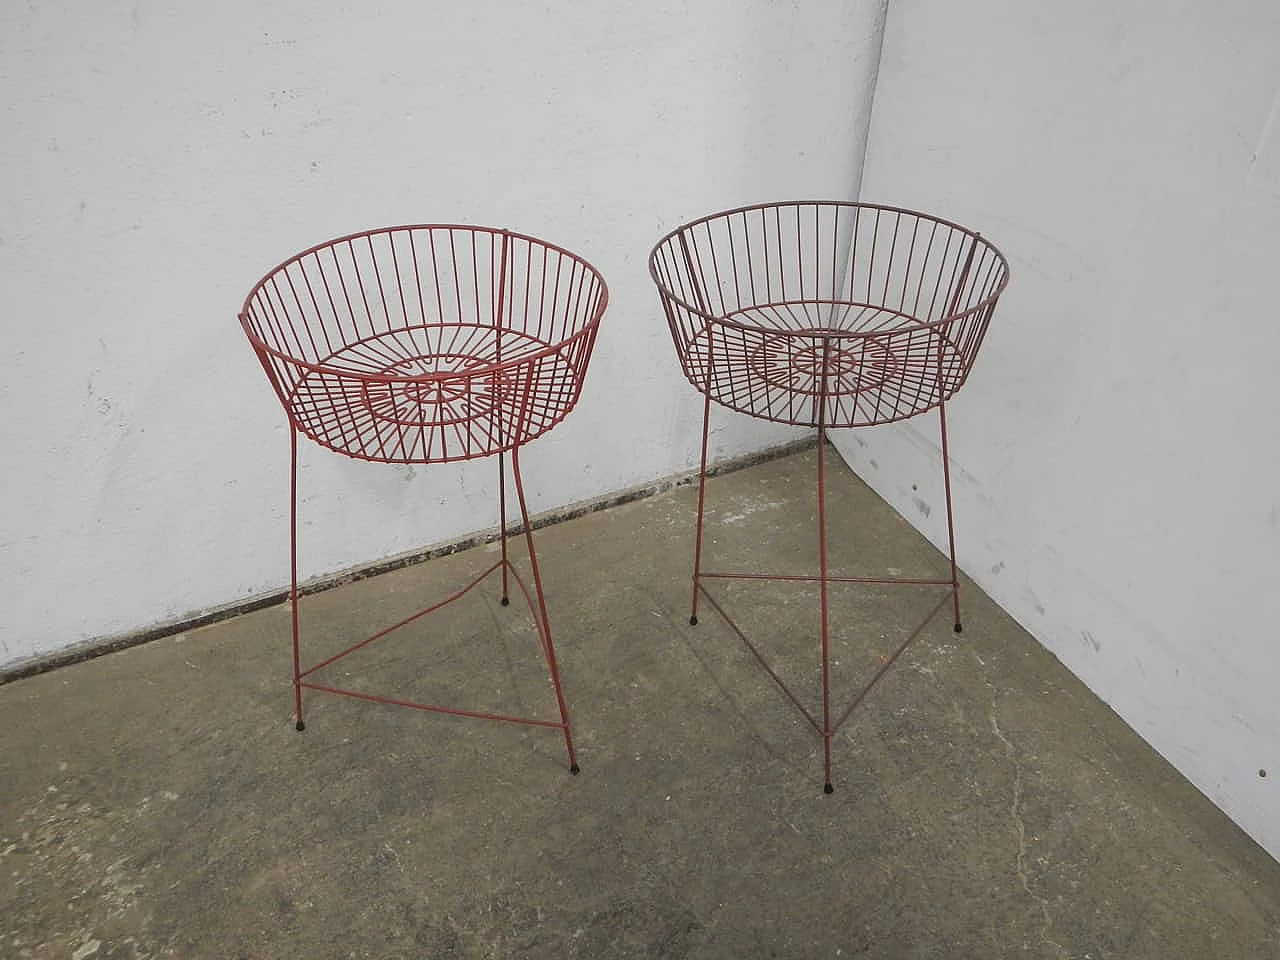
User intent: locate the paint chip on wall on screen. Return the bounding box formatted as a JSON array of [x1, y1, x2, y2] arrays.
[[1248, 88, 1280, 194]]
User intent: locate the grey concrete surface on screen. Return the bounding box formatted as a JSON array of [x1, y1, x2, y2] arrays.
[[3, 445, 1278, 959]]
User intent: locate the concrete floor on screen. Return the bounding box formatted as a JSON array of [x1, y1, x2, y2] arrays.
[[2, 445, 1278, 959]]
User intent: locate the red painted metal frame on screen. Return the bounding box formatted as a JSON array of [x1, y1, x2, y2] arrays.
[[649, 201, 1009, 791], [240, 224, 609, 774]]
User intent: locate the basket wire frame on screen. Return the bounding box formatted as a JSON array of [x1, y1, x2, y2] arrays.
[[240, 224, 609, 774], [649, 200, 1010, 791]]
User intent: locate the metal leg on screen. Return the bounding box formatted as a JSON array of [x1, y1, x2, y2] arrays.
[[498, 450, 510, 606], [511, 444, 579, 774], [816, 425, 834, 794], [290, 426, 305, 732], [938, 401, 963, 633], [689, 391, 713, 626], [815, 337, 836, 793]]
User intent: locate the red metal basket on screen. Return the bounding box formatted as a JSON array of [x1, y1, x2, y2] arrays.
[[240, 224, 608, 464], [648, 201, 1010, 791], [649, 201, 1008, 428], [238, 224, 609, 774]]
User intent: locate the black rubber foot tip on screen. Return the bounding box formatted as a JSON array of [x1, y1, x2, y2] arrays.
[[501, 597, 510, 606], [689, 615, 698, 626], [954, 622, 963, 634], [295, 720, 306, 732], [823, 782, 834, 795], [569, 763, 581, 775]]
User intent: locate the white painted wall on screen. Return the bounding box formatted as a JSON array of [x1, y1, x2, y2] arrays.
[[837, 0, 1280, 858], [0, 1, 885, 667]]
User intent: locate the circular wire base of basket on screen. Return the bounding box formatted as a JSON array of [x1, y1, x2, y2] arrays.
[[685, 303, 964, 428], [287, 324, 576, 463], [747, 335, 899, 398]]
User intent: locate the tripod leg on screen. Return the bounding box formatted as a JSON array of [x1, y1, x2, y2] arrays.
[[511, 444, 580, 774], [290, 426, 305, 732], [938, 401, 963, 633], [498, 450, 510, 606], [817, 425, 834, 794], [689, 391, 713, 626]]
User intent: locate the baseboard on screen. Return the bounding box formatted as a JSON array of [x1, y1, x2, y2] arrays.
[[0, 436, 816, 686]]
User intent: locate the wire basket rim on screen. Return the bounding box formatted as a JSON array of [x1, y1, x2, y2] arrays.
[[237, 222, 610, 383], [647, 199, 1010, 338]]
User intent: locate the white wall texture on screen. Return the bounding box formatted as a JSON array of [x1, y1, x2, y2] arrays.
[[0, 1, 886, 668], [837, 0, 1280, 859]]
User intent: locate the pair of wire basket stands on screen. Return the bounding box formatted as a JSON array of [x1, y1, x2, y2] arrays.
[[239, 201, 1010, 791]]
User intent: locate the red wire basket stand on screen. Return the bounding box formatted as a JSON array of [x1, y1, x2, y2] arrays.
[[240, 224, 608, 774], [649, 200, 1009, 791]]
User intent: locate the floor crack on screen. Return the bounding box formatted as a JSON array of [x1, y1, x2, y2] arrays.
[[990, 700, 1067, 958]]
